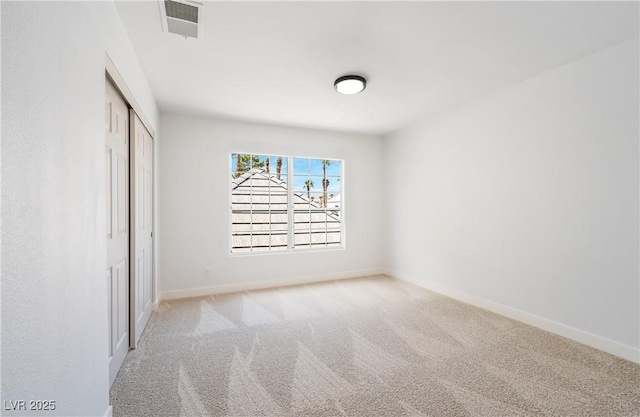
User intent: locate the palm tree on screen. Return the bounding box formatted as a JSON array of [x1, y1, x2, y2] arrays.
[[235, 154, 264, 178], [265, 156, 270, 174], [276, 157, 283, 180], [321, 160, 332, 207], [235, 153, 243, 178], [304, 179, 314, 200]]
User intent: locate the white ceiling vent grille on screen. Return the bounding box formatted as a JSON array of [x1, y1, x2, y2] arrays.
[[159, 0, 203, 39]]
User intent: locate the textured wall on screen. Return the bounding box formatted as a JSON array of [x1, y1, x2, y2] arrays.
[[384, 38, 639, 356], [1, 2, 158, 415], [158, 114, 385, 295]]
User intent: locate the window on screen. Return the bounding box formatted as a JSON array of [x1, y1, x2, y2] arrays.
[[230, 153, 343, 253]]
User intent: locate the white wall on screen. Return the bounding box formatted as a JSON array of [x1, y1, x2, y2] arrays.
[[159, 114, 384, 297], [1, 2, 159, 415], [384, 38, 639, 361]]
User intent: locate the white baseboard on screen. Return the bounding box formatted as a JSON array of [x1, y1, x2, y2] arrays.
[[104, 405, 113, 417], [158, 268, 385, 302], [384, 268, 640, 364]]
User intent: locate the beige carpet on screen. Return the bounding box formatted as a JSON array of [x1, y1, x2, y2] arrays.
[[110, 275, 640, 417]]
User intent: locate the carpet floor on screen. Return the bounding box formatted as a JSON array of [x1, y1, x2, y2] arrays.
[[110, 275, 640, 417]]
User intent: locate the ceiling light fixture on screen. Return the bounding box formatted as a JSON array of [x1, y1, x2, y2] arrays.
[[334, 75, 366, 95]]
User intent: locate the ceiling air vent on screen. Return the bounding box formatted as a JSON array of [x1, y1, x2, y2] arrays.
[[159, 0, 203, 39]]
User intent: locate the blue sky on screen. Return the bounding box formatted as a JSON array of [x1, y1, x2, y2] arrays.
[[231, 154, 341, 196]]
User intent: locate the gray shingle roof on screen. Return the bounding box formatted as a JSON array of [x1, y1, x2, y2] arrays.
[[231, 169, 341, 252]]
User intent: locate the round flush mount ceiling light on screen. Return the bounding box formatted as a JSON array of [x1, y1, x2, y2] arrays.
[[334, 75, 366, 95]]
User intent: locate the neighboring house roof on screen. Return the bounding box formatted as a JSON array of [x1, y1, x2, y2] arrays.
[[231, 169, 341, 252], [327, 193, 341, 208]]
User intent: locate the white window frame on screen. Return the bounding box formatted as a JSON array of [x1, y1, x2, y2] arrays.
[[228, 153, 345, 256]]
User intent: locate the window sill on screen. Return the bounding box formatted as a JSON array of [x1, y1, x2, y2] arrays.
[[229, 246, 345, 258]]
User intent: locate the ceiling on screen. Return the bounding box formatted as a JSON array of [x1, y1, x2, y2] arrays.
[[115, 1, 639, 135]]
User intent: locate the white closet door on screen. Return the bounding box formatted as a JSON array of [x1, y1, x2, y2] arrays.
[[130, 111, 154, 347], [106, 78, 129, 386]]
